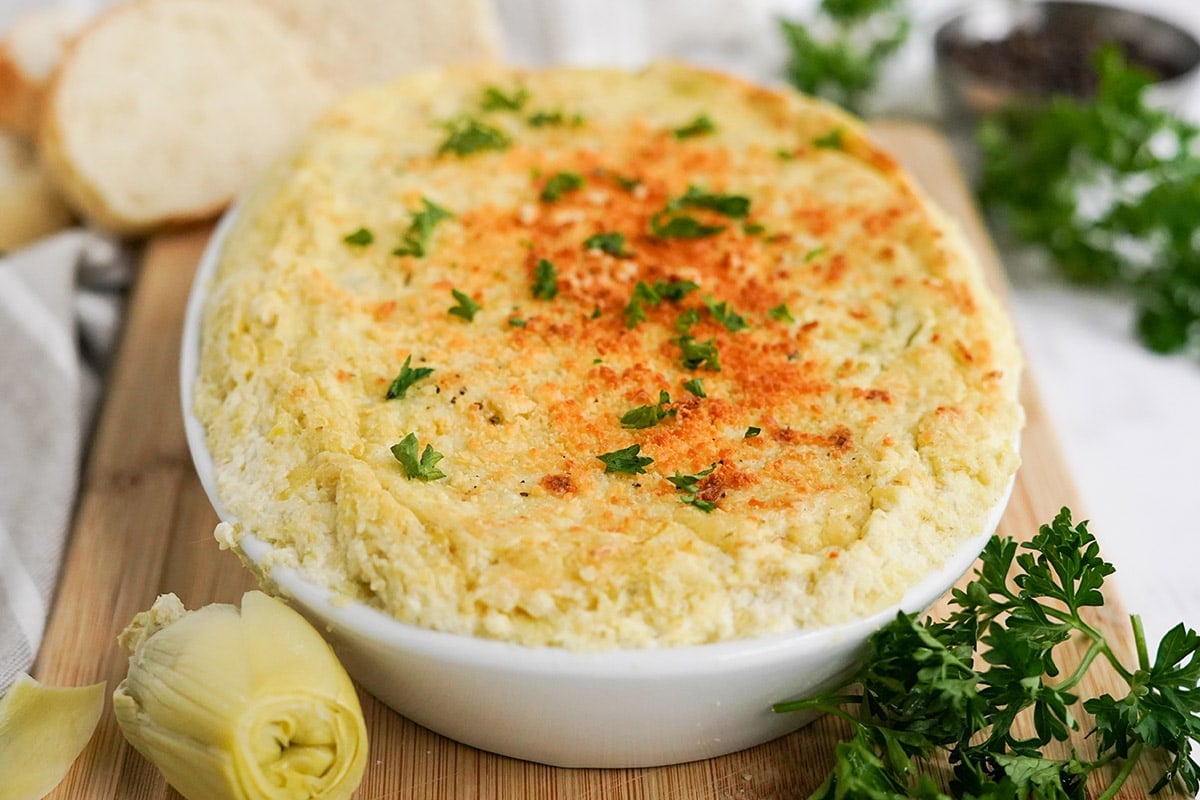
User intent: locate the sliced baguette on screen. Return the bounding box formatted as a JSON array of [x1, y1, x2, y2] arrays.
[[0, 7, 89, 137], [39, 0, 335, 236], [0, 129, 73, 252]]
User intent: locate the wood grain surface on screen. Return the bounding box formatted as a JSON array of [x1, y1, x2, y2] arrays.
[[33, 121, 1180, 799]]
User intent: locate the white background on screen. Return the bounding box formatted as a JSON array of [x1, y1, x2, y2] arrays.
[[1, 0, 1197, 645]]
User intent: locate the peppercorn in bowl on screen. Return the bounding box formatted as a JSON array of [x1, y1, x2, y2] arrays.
[[183, 62, 1023, 766]]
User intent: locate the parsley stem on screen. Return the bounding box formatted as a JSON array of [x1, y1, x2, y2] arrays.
[[1056, 639, 1107, 693], [1131, 613, 1150, 671], [771, 694, 861, 715], [1095, 742, 1143, 800]]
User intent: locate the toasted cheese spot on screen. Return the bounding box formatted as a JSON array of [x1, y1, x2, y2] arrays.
[[196, 63, 1023, 650]]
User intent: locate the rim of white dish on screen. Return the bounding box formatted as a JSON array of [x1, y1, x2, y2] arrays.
[[181, 205, 1016, 674]]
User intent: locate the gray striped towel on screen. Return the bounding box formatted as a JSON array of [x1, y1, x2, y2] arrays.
[[0, 232, 130, 694]]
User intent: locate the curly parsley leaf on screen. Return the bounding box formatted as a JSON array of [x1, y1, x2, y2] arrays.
[[596, 444, 654, 475], [480, 85, 529, 112], [672, 113, 716, 139], [392, 198, 454, 257], [666, 463, 717, 512], [624, 279, 700, 328], [620, 390, 676, 429], [650, 211, 726, 239], [814, 127, 846, 150], [775, 508, 1200, 798], [584, 231, 633, 258], [540, 171, 584, 202], [769, 303, 796, 323], [385, 355, 434, 400], [438, 115, 512, 157], [675, 335, 721, 371], [704, 295, 750, 332], [390, 433, 446, 480], [676, 186, 751, 218], [343, 227, 374, 246], [448, 288, 481, 321], [532, 258, 558, 300], [527, 109, 584, 127]]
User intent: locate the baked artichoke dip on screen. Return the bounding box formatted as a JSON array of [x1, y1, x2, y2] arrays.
[[195, 63, 1023, 650]]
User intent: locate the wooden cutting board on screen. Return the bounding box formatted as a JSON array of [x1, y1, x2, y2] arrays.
[[33, 121, 1178, 799]]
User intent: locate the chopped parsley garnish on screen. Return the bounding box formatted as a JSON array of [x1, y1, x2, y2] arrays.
[[804, 245, 828, 262], [532, 258, 558, 300], [743, 222, 766, 236], [677, 186, 751, 218], [343, 227, 374, 246], [590, 306, 601, 319], [437, 115, 512, 157], [620, 390, 676, 429], [624, 279, 700, 328], [704, 296, 749, 332], [508, 317, 527, 327], [649, 211, 725, 239], [448, 288, 481, 321], [683, 378, 707, 398], [674, 307, 701, 334], [675, 335, 721, 371], [392, 198, 454, 257], [540, 171, 584, 202], [672, 113, 717, 139], [480, 85, 529, 112], [768, 303, 796, 323], [666, 463, 717, 511], [612, 173, 642, 192], [744, 426, 761, 438], [385, 355, 434, 399], [390, 433, 446, 480], [596, 444, 654, 475], [527, 109, 584, 127], [813, 127, 845, 150], [583, 231, 632, 258]]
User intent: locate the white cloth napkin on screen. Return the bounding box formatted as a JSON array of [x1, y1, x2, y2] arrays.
[[0, 231, 131, 694]]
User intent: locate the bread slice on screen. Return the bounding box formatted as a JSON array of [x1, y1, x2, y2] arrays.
[[249, 0, 503, 90], [0, 7, 89, 137], [0, 130, 73, 252], [38, 0, 335, 236]]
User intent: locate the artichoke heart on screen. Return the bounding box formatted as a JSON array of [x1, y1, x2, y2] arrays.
[[113, 591, 367, 800], [0, 673, 106, 800]]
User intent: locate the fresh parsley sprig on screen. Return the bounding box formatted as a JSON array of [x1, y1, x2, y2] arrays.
[[779, 0, 911, 113], [775, 508, 1200, 799], [978, 48, 1200, 356]]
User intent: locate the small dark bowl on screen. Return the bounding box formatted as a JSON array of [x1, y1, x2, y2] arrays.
[[935, 1, 1200, 128]]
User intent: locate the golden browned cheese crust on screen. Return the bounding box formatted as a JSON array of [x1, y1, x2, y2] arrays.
[[195, 63, 1023, 650]]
